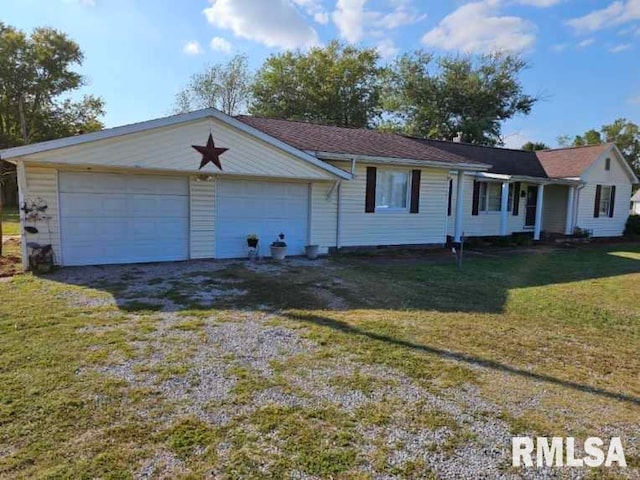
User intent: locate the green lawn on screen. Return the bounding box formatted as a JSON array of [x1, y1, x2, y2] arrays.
[[1, 207, 20, 236], [0, 244, 638, 478]]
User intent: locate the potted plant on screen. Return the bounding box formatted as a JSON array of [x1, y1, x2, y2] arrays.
[[246, 234, 259, 248], [270, 233, 287, 260], [305, 244, 319, 260]]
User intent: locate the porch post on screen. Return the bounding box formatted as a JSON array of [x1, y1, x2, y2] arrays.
[[565, 186, 575, 235], [499, 181, 510, 236], [534, 184, 545, 241], [453, 171, 464, 243]]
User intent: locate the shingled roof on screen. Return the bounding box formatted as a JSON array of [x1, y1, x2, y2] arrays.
[[535, 144, 612, 178], [410, 138, 548, 178], [235, 116, 484, 167]]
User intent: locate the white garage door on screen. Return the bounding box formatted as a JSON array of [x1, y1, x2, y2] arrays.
[[59, 172, 189, 266], [216, 179, 309, 258]]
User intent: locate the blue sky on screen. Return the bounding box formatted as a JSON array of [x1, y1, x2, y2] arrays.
[[4, 0, 640, 148]]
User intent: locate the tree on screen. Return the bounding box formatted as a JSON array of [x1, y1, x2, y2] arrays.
[[521, 141, 549, 151], [0, 22, 104, 254], [558, 119, 640, 175], [382, 51, 538, 146], [250, 41, 383, 128], [0, 23, 104, 148], [174, 54, 252, 115]]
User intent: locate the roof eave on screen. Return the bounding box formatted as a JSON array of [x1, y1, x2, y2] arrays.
[[310, 151, 490, 171]]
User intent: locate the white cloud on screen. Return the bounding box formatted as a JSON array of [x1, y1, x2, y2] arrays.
[[203, 0, 320, 50], [577, 38, 595, 48], [332, 0, 425, 43], [183, 41, 203, 55], [567, 0, 640, 33], [629, 95, 640, 104], [292, 0, 330, 24], [376, 38, 400, 59], [422, 1, 536, 53], [610, 42, 632, 52], [210, 36, 232, 53], [332, 0, 367, 43], [63, 0, 96, 5], [516, 0, 562, 6], [552, 43, 567, 52], [314, 11, 330, 24]]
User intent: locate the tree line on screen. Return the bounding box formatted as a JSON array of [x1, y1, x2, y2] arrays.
[[174, 42, 538, 148]]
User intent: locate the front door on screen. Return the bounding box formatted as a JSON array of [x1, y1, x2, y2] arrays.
[[525, 186, 538, 227]]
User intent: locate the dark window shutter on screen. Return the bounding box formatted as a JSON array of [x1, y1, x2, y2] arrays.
[[365, 167, 377, 213], [512, 182, 521, 216], [472, 180, 480, 216], [447, 179, 453, 216], [594, 184, 602, 218], [410, 170, 421, 214], [609, 185, 616, 217]]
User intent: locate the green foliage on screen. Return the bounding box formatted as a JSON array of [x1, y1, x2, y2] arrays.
[[0, 22, 104, 149], [624, 215, 640, 235], [382, 51, 537, 145], [521, 141, 549, 151], [174, 54, 252, 115], [250, 41, 382, 128], [558, 118, 640, 175]]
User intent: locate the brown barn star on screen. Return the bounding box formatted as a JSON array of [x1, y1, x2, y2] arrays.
[[192, 133, 228, 170]]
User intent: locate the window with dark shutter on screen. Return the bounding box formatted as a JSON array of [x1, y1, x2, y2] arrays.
[[472, 180, 480, 216], [594, 184, 602, 218], [512, 182, 521, 216], [365, 167, 377, 213], [609, 185, 616, 217], [410, 170, 421, 214]]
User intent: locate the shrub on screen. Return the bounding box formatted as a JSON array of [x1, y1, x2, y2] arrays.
[[624, 215, 640, 235]]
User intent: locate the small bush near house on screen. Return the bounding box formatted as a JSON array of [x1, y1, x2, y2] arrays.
[[624, 215, 640, 236]]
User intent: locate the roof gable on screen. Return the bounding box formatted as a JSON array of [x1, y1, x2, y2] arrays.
[[0, 109, 350, 180], [535, 144, 612, 179]]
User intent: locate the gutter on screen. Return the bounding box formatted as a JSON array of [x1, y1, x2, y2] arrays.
[[308, 151, 490, 172]]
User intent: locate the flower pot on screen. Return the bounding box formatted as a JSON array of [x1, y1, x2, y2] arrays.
[[270, 245, 287, 261], [247, 238, 259, 248], [305, 245, 319, 260]]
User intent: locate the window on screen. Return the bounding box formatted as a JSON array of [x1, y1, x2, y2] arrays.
[[605, 158, 611, 171], [376, 170, 409, 210], [599, 186, 612, 216], [479, 182, 502, 212]]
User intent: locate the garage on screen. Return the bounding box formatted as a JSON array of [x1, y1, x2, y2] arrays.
[[59, 172, 189, 266], [216, 179, 309, 258]]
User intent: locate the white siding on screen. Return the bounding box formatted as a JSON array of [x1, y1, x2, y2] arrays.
[[310, 182, 338, 254], [335, 163, 448, 247], [542, 185, 568, 234], [575, 151, 635, 237], [23, 166, 62, 264], [447, 175, 533, 237], [26, 118, 334, 181], [575, 184, 632, 237], [190, 177, 216, 259]]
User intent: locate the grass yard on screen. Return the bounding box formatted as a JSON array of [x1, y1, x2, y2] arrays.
[[0, 244, 639, 478], [1, 207, 20, 236]]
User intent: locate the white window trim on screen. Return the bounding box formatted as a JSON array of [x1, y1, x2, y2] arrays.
[[478, 181, 503, 214], [375, 169, 411, 213], [599, 185, 613, 217]]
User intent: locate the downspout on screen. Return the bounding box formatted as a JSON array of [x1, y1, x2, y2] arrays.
[[335, 181, 342, 251], [573, 184, 586, 233], [16, 160, 28, 271]]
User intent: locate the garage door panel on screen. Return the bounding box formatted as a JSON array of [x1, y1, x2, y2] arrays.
[[60, 172, 189, 266], [217, 179, 308, 259]]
